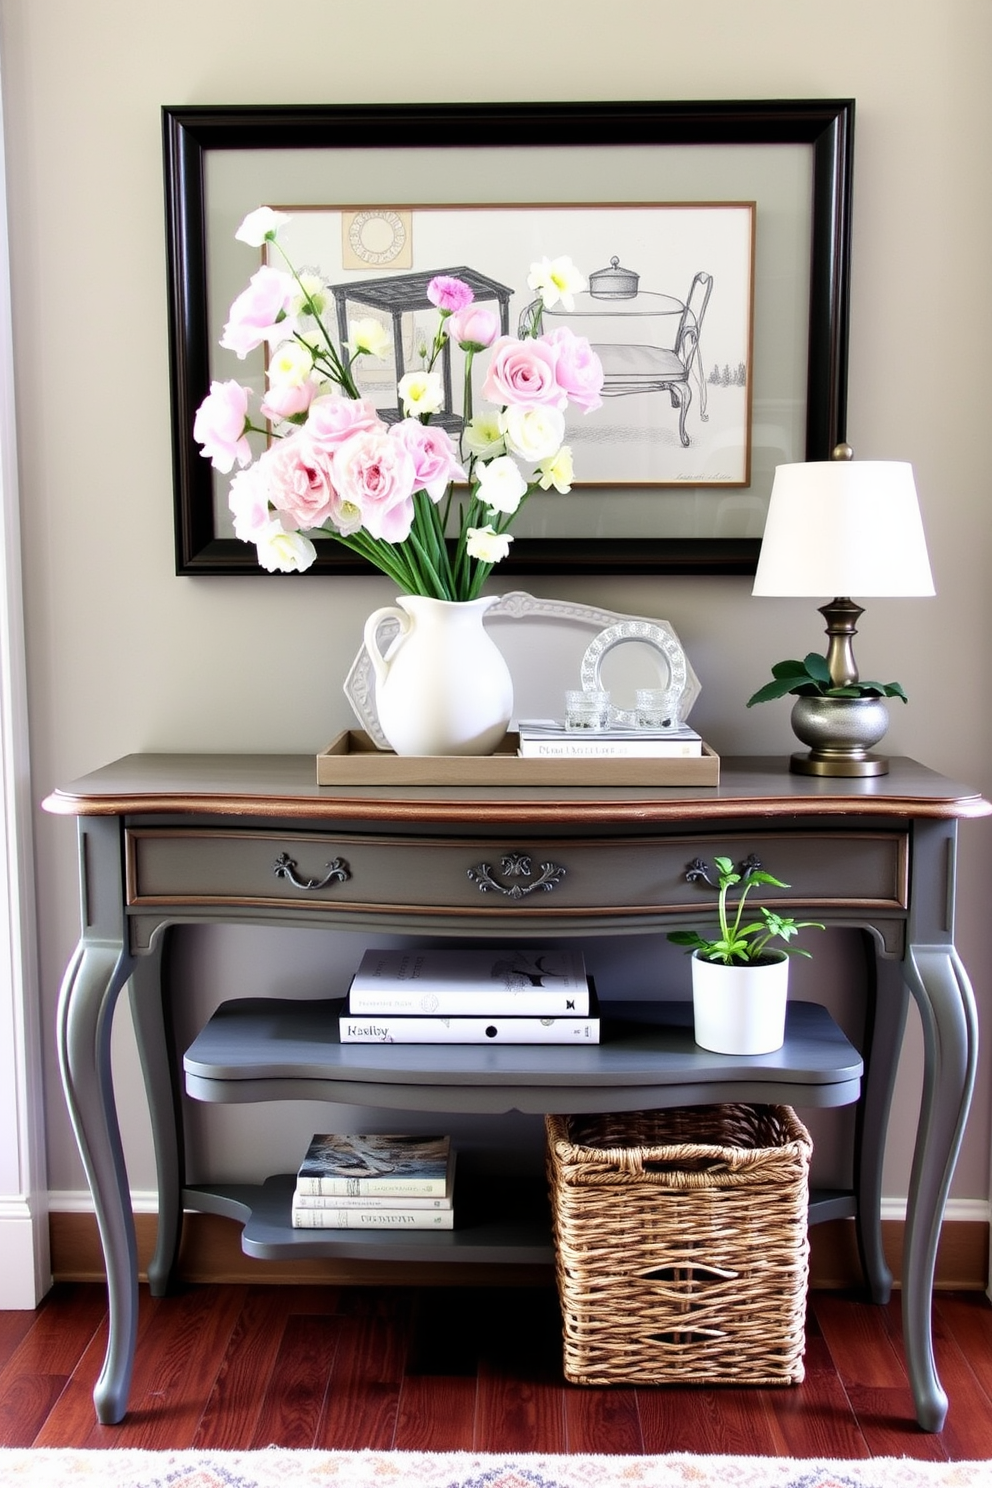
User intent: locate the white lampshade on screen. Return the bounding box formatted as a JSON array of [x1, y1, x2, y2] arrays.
[[752, 460, 935, 598]]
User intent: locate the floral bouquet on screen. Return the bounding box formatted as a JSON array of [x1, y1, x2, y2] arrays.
[[193, 207, 605, 600]]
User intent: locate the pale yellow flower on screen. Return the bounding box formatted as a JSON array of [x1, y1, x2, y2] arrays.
[[398, 370, 444, 417], [466, 525, 513, 563], [527, 255, 587, 312], [347, 318, 392, 360], [536, 444, 574, 493], [463, 413, 505, 459]]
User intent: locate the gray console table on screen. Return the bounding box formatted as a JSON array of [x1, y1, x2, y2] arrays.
[[43, 754, 990, 1430]]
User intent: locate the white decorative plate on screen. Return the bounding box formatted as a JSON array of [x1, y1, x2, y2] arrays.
[[344, 591, 701, 749]]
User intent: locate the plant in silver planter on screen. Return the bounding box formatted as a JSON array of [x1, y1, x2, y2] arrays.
[[747, 651, 907, 777]]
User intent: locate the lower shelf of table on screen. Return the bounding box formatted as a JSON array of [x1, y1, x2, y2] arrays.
[[182, 1168, 857, 1265]]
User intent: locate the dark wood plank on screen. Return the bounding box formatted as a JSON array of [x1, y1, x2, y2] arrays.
[[812, 1291, 912, 1388], [934, 1293, 992, 1403], [316, 1313, 407, 1450], [249, 1314, 338, 1448], [475, 1287, 567, 1453], [193, 1286, 301, 1449], [755, 1331, 870, 1459], [392, 1373, 478, 1451], [5, 1282, 992, 1453], [0, 1309, 36, 1370], [565, 1385, 643, 1455], [84, 1285, 246, 1449], [811, 1292, 946, 1460], [882, 1295, 992, 1461], [0, 1284, 107, 1446], [638, 1381, 787, 1456]]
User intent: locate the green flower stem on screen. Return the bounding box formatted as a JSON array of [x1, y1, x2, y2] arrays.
[[269, 239, 361, 399], [462, 351, 475, 438]]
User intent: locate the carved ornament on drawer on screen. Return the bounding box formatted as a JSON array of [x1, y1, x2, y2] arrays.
[[467, 853, 566, 899]]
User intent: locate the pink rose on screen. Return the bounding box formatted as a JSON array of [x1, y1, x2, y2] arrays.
[[256, 432, 338, 531], [219, 265, 296, 358], [481, 336, 566, 410], [260, 379, 318, 422], [305, 394, 384, 452], [332, 429, 417, 542], [193, 380, 251, 472], [543, 327, 605, 412], [390, 420, 465, 501], [427, 275, 474, 313], [446, 304, 500, 351]]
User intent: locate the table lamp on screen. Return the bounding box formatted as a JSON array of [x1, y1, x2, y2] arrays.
[[751, 446, 935, 777]]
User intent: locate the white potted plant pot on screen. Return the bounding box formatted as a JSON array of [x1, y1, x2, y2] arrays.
[[690, 949, 789, 1055]]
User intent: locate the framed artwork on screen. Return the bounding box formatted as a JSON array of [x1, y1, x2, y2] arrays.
[[163, 100, 854, 577]]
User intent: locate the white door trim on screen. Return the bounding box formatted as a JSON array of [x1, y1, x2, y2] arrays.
[[0, 38, 51, 1307]]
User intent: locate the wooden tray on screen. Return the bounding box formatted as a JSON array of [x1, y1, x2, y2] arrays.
[[316, 730, 720, 787]]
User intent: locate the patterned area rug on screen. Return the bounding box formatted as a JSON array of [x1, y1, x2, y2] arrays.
[[0, 1451, 987, 1488]]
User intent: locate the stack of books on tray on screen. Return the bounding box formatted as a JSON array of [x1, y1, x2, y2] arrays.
[[516, 718, 704, 758], [291, 1132, 455, 1230], [338, 946, 600, 1044]]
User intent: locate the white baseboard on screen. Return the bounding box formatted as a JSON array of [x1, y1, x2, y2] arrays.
[[0, 1196, 51, 1307]]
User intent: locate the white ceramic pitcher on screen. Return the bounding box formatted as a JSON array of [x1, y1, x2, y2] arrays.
[[363, 594, 514, 757]]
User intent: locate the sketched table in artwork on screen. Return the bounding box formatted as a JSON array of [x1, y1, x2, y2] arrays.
[[539, 285, 711, 448], [330, 266, 513, 427]]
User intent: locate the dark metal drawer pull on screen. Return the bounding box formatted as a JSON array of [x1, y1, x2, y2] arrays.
[[685, 854, 763, 890], [273, 853, 351, 891], [467, 853, 566, 899]]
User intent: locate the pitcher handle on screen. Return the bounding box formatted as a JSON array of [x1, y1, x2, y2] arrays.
[[363, 605, 410, 688]]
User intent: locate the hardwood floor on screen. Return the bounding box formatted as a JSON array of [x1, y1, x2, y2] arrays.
[[0, 1283, 990, 1458]]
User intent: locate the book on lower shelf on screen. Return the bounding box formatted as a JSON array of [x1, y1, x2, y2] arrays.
[[347, 945, 590, 1016], [516, 719, 704, 758], [338, 987, 600, 1044], [295, 1133, 454, 1197], [291, 1203, 455, 1230]]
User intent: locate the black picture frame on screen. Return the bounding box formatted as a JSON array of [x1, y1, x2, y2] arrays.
[[163, 99, 854, 578]]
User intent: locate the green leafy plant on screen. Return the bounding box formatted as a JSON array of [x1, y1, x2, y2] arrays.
[[668, 856, 824, 966], [746, 652, 908, 707]]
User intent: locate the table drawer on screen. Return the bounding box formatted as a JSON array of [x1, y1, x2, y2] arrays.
[[125, 827, 908, 918]]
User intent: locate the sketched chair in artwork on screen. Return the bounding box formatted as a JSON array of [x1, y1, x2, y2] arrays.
[[595, 270, 713, 448]]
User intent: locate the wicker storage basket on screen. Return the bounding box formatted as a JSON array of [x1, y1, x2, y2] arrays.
[[546, 1104, 812, 1386]]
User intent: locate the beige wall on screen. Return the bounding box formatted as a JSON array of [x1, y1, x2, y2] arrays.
[[1, 0, 990, 1204]]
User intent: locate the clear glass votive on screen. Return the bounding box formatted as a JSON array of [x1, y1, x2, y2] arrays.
[[635, 688, 674, 729], [565, 689, 611, 731]]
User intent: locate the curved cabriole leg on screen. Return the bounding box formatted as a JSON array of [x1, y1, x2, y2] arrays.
[[128, 933, 182, 1298], [855, 945, 910, 1303], [57, 938, 137, 1425], [902, 943, 978, 1433], [672, 382, 692, 446]]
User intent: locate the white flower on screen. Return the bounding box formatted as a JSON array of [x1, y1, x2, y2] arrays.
[[499, 404, 566, 463], [254, 519, 317, 573], [536, 444, 574, 494], [527, 255, 586, 312], [463, 413, 505, 459], [466, 525, 513, 563], [235, 207, 290, 246], [347, 318, 392, 360], [291, 272, 332, 322], [267, 339, 315, 388], [398, 370, 444, 417], [475, 455, 528, 515]]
